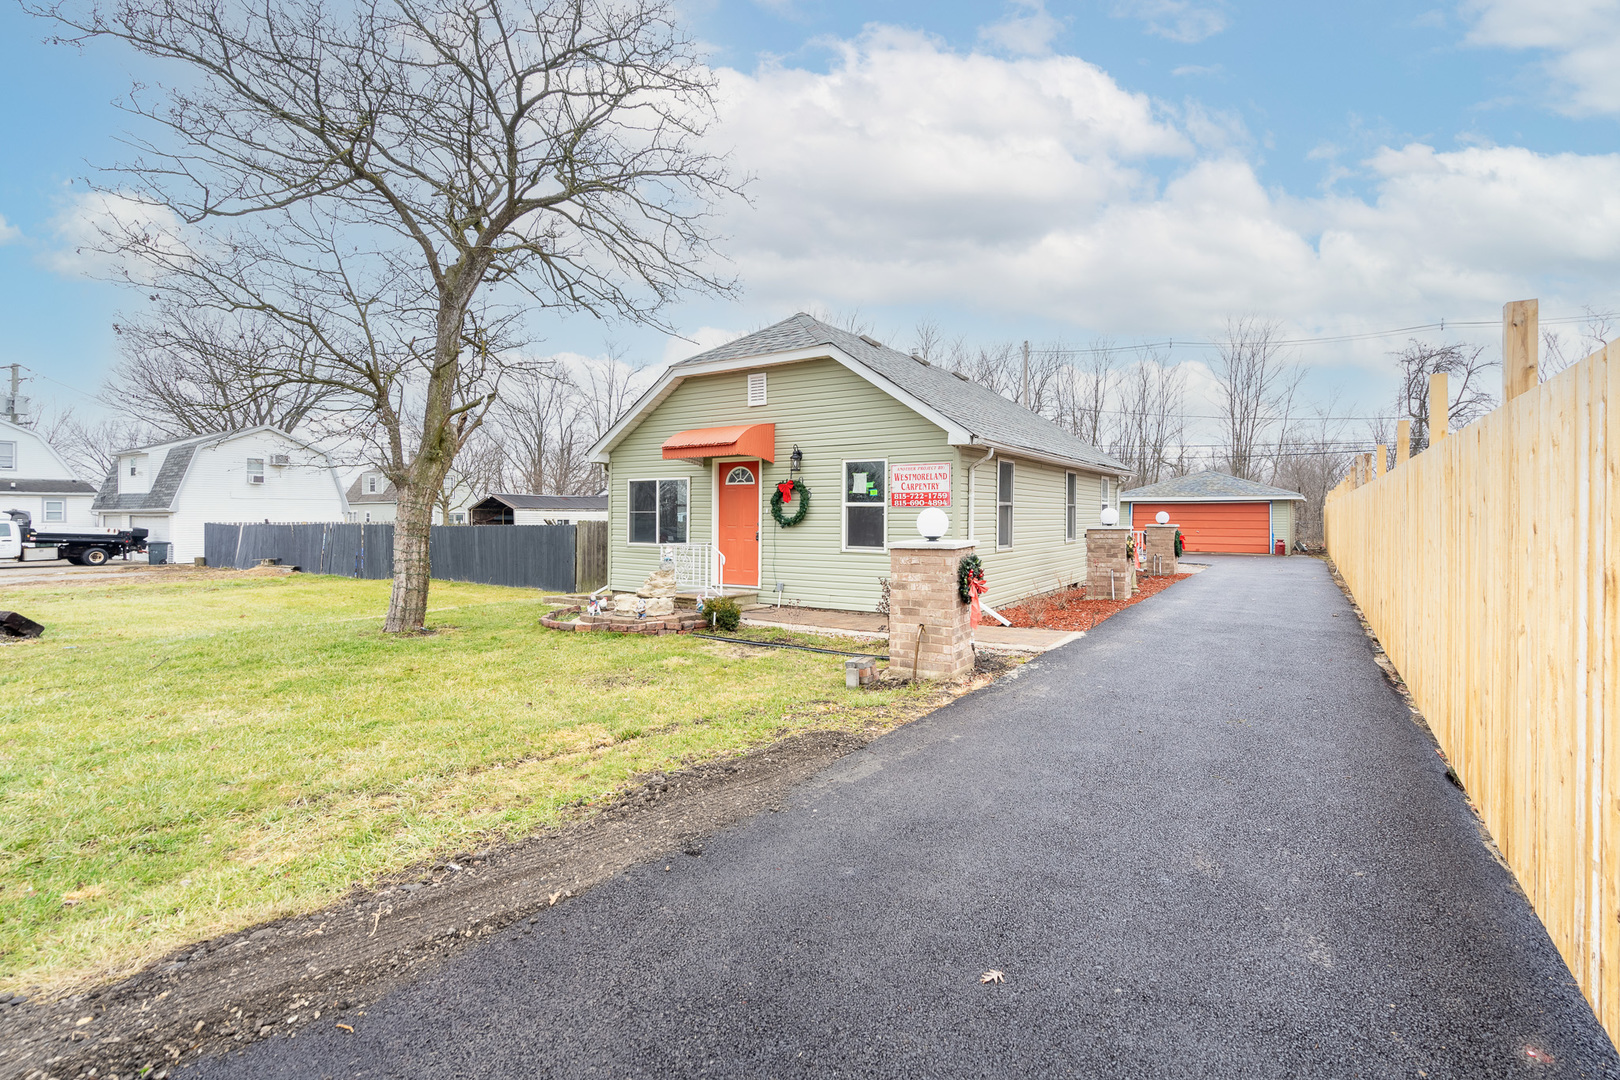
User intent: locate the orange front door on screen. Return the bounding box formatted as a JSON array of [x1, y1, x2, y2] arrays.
[[717, 461, 760, 586]]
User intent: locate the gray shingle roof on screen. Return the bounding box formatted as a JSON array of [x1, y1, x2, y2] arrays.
[[476, 493, 608, 511], [675, 314, 1129, 474], [1, 479, 97, 495], [91, 441, 202, 512], [1121, 470, 1304, 502], [346, 475, 399, 504]]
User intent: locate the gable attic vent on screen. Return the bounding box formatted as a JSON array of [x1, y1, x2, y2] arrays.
[[747, 371, 767, 407]]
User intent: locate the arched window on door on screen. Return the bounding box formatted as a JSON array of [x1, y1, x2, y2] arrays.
[[725, 466, 755, 485]]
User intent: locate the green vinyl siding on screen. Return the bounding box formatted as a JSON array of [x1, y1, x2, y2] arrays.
[[967, 454, 1108, 608], [1271, 500, 1296, 550], [606, 356, 1119, 611], [607, 358, 962, 611]]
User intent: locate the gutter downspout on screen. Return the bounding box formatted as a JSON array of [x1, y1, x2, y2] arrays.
[[966, 445, 996, 543]]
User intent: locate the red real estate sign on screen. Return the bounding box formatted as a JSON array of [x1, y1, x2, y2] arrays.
[[890, 462, 952, 507]]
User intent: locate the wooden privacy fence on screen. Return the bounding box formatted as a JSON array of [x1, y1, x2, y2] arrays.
[[1324, 299, 1619, 1046], [203, 521, 606, 593]]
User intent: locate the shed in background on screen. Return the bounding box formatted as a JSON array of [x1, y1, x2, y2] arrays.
[[1121, 471, 1304, 554], [470, 493, 608, 525]]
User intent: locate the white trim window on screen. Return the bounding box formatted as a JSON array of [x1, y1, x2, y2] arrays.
[[1064, 472, 1077, 542], [1101, 475, 1112, 508], [629, 478, 688, 544], [746, 372, 767, 407], [997, 460, 1015, 549], [366, 474, 380, 494], [0, 441, 15, 470], [43, 499, 66, 522], [246, 458, 266, 484], [842, 459, 887, 550]]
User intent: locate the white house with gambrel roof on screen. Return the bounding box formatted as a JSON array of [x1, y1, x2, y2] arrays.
[[0, 417, 97, 527], [93, 426, 349, 562]]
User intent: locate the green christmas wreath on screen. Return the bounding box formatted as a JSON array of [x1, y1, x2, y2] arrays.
[[1174, 528, 1184, 558], [957, 554, 985, 603], [770, 479, 811, 528]]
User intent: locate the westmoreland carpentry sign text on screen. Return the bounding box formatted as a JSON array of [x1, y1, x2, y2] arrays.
[[890, 463, 951, 507]]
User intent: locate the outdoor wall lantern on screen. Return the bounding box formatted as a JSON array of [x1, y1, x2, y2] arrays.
[[789, 444, 803, 476]]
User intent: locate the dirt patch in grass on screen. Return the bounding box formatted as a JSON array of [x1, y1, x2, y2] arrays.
[[1001, 573, 1193, 632], [0, 661, 1002, 1080]]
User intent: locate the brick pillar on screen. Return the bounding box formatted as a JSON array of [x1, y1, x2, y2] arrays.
[[1142, 524, 1179, 576], [888, 539, 975, 681], [1084, 528, 1136, 600]]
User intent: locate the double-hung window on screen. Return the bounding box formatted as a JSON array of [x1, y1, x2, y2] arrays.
[[246, 458, 266, 484], [1101, 476, 1112, 509], [1064, 472, 1077, 542], [997, 460, 1015, 549], [628, 479, 688, 544], [843, 459, 887, 550], [43, 499, 66, 523], [0, 441, 15, 470]]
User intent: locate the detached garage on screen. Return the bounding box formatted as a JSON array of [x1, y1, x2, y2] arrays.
[[1121, 471, 1305, 554]]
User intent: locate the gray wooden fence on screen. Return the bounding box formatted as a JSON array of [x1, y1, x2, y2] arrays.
[[203, 522, 597, 592]]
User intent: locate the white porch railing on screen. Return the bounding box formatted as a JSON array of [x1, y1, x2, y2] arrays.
[[659, 542, 725, 595]]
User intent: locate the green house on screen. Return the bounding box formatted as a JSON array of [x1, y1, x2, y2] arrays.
[[588, 315, 1131, 612]]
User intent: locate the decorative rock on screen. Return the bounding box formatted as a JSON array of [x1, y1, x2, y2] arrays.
[[611, 593, 640, 614], [642, 597, 675, 616], [639, 568, 678, 598]]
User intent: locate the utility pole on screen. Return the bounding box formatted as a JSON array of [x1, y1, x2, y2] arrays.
[[5, 364, 20, 424], [1017, 340, 1030, 408]]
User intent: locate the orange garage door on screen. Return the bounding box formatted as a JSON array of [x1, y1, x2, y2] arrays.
[[1131, 502, 1271, 554]]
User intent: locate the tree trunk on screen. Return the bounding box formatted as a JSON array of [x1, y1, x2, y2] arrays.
[[384, 479, 439, 631]]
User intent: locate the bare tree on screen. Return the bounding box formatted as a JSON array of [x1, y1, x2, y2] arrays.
[[22, 403, 155, 482], [1540, 306, 1613, 383], [1392, 340, 1497, 454], [104, 305, 336, 437], [1108, 350, 1184, 487], [1211, 318, 1300, 480], [36, 0, 737, 630], [1275, 394, 1353, 547]]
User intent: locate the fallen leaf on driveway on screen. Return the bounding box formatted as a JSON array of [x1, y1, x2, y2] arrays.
[[980, 970, 1005, 984], [336, 1023, 354, 1033]]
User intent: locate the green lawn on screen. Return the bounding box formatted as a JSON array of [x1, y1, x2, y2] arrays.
[[0, 572, 928, 992]]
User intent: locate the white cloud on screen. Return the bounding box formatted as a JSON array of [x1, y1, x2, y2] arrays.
[[1463, 0, 1620, 114], [46, 191, 189, 280], [707, 28, 1620, 344], [978, 0, 1064, 56], [1113, 0, 1229, 43], [662, 326, 743, 366], [0, 214, 20, 245], [1171, 63, 1224, 77]]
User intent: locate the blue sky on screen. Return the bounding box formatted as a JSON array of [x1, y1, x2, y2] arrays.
[[4, 0, 1619, 424]]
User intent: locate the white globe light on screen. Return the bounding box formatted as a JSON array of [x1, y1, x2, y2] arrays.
[[1099, 506, 1119, 526], [1155, 510, 1170, 525], [916, 507, 949, 540]]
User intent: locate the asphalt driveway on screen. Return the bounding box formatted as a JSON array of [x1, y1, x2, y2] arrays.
[[194, 555, 1620, 1079]]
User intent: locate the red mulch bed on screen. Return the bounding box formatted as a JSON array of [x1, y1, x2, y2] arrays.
[[1001, 573, 1194, 632]]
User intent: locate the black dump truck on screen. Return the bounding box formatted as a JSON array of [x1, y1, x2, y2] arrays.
[[2, 510, 149, 565]]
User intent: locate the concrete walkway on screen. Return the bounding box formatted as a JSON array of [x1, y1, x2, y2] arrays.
[[198, 555, 1619, 1079]]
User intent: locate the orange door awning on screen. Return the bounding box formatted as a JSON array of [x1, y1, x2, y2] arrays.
[[661, 423, 776, 462]]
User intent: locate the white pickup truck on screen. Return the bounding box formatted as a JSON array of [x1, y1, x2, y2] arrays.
[[1, 510, 149, 565]]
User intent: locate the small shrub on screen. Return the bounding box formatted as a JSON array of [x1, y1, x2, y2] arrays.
[[701, 596, 742, 632]]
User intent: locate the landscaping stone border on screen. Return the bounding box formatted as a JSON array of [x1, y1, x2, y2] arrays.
[[540, 605, 706, 635]]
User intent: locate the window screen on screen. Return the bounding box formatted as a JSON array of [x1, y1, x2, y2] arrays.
[[629, 480, 657, 544], [997, 460, 1014, 548], [657, 479, 688, 543], [844, 459, 886, 550], [246, 458, 266, 483]]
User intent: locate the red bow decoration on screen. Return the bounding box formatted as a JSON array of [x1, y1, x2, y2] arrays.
[[966, 569, 988, 628], [776, 480, 796, 501]]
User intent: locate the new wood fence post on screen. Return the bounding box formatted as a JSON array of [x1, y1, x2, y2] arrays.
[[1395, 420, 1411, 467], [1375, 445, 1387, 478], [1504, 298, 1540, 402], [1430, 372, 1449, 444]]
